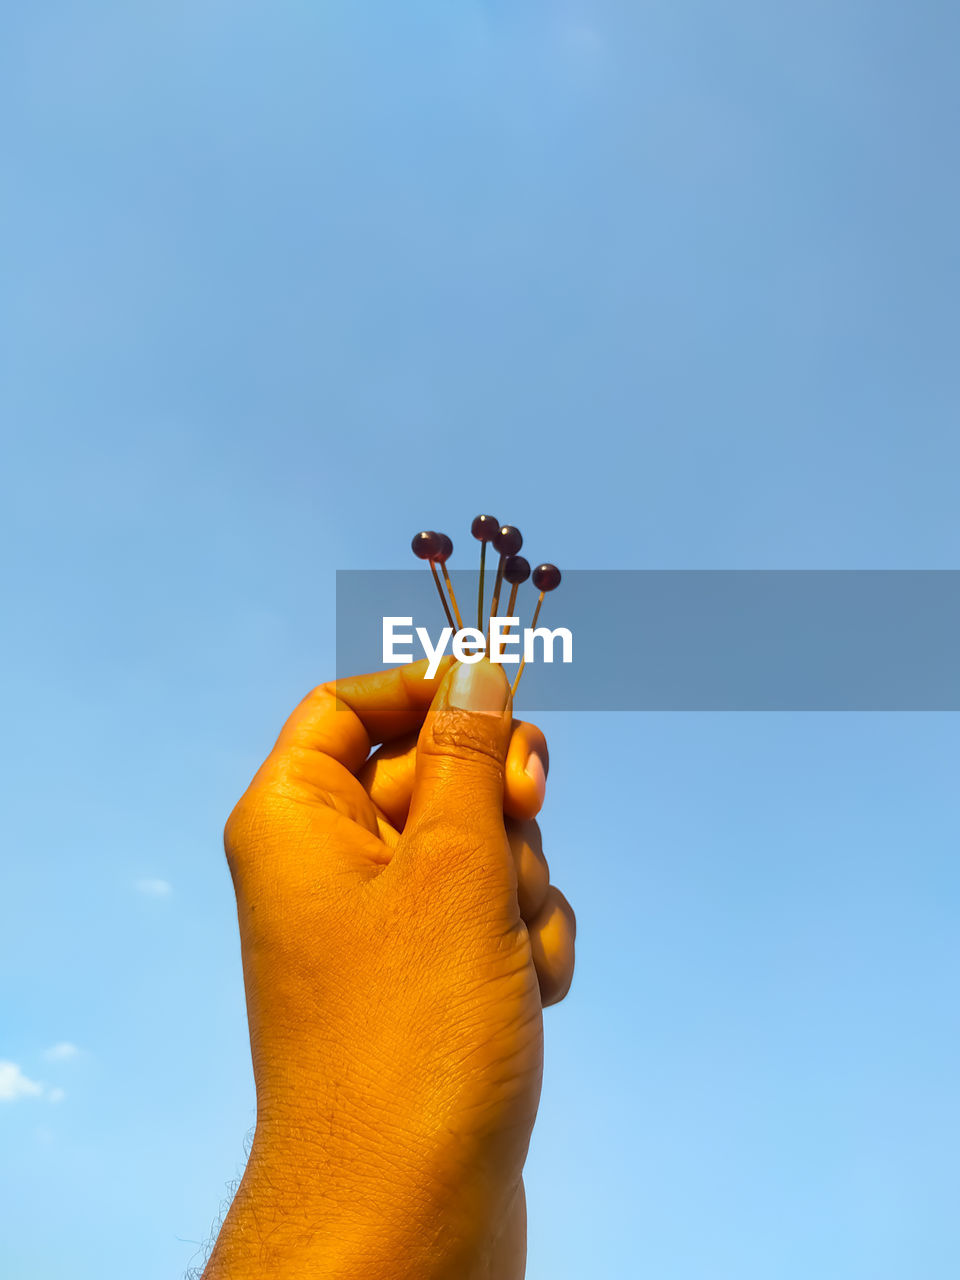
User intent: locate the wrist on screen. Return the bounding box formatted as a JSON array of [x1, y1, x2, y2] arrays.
[[203, 1123, 509, 1280]]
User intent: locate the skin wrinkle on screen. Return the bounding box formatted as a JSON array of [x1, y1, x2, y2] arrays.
[[427, 706, 511, 766]]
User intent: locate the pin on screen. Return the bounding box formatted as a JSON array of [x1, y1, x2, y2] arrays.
[[491, 554, 530, 661], [511, 563, 562, 696], [470, 514, 499, 631], [433, 532, 464, 630], [502, 553, 531, 622], [411, 530, 455, 630], [487, 525, 523, 647]]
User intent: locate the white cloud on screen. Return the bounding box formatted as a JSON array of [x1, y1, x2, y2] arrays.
[[43, 1042, 79, 1062], [135, 878, 172, 897], [0, 1061, 44, 1102], [0, 1061, 70, 1105]]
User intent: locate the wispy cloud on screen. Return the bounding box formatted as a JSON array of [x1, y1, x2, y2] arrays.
[[47, 1087, 66, 1104], [135, 878, 172, 897], [43, 1042, 79, 1062], [0, 1061, 45, 1102]]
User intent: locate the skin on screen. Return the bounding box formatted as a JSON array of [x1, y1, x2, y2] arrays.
[[203, 656, 576, 1280]]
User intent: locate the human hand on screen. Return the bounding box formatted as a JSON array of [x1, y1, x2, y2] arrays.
[[204, 657, 576, 1280]]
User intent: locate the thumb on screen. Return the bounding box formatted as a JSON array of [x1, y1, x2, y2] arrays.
[[397, 658, 514, 887]]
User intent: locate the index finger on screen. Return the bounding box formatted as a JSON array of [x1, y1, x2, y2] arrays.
[[272, 656, 456, 774]]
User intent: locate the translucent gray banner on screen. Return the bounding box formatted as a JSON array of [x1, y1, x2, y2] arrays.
[[335, 570, 960, 710]]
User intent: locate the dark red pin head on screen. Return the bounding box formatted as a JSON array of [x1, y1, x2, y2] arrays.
[[503, 554, 531, 584], [434, 533, 453, 563], [493, 524, 523, 557], [532, 563, 561, 592], [471, 514, 499, 541], [411, 530, 442, 560], [413, 529, 462, 629]]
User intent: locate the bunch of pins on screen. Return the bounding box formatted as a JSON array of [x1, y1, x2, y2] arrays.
[[412, 515, 561, 695]]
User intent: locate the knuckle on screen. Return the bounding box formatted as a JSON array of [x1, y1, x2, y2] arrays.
[[424, 707, 507, 770], [542, 967, 574, 1007], [222, 789, 262, 873], [223, 795, 245, 851], [549, 885, 577, 938]]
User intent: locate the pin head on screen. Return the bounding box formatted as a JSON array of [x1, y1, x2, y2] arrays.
[[434, 533, 453, 563], [503, 554, 531, 584], [471, 514, 499, 541], [532, 563, 561, 592], [412, 530, 442, 560], [493, 524, 523, 556]]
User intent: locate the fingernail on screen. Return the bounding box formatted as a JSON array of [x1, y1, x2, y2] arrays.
[[524, 750, 547, 808], [447, 659, 510, 716]]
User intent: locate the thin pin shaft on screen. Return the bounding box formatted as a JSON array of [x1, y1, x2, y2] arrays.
[[510, 592, 545, 696], [440, 561, 463, 630], [491, 579, 520, 662], [477, 542, 487, 631], [485, 557, 508, 656], [487, 557, 506, 635], [429, 561, 455, 630]]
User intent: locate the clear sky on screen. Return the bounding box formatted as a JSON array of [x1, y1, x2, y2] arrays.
[[3, 4, 959, 1278]]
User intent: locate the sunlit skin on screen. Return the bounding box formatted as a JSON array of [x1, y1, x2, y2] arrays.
[[203, 656, 576, 1279]]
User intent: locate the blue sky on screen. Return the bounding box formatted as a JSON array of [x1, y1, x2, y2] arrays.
[[2, 3, 959, 1278]]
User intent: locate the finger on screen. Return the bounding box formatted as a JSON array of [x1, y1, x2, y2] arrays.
[[272, 657, 455, 774], [395, 659, 514, 903], [527, 885, 576, 1007], [356, 732, 419, 828], [375, 811, 402, 852], [506, 818, 550, 924], [359, 720, 549, 830], [504, 721, 549, 821]]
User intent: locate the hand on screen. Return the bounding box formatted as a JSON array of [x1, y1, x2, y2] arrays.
[[203, 657, 576, 1280]]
